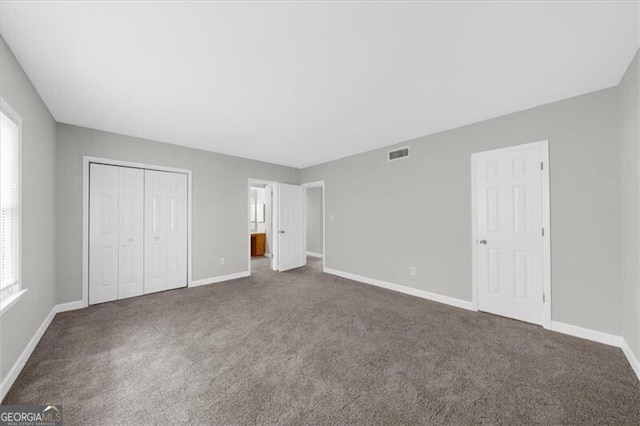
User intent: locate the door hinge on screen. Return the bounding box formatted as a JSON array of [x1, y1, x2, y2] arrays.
[[541, 162, 544, 170], [541, 228, 545, 237], [543, 293, 546, 303]]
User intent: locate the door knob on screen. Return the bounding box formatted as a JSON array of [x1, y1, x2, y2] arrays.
[[279, 230, 285, 234], [479, 239, 487, 245]]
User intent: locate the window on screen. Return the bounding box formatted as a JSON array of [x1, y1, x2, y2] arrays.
[[1, 99, 22, 312]]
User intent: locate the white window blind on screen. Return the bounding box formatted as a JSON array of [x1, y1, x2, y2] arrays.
[[1, 108, 20, 302]]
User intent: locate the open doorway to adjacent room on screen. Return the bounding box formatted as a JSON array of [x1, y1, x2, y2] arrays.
[[247, 179, 310, 276], [302, 181, 325, 271], [248, 179, 277, 274]]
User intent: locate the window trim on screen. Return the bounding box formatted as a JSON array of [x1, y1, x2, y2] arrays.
[[0, 289, 28, 316], [0, 97, 24, 316]]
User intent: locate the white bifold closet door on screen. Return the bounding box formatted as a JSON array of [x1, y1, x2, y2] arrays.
[[144, 170, 188, 294], [89, 164, 144, 304], [118, 167, 145, 299]]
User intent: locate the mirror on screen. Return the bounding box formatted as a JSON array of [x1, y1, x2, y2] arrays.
[[250, 188, 265, 232]]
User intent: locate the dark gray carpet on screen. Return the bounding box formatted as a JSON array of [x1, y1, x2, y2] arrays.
[[4, 257, 640, 424]]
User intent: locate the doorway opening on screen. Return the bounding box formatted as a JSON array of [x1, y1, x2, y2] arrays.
[[247, 179, 309, 276], [302, 181, 325, 272], [248, 179, 277, 274]]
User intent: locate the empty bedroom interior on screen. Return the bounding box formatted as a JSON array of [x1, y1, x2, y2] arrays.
[[1, 1, 640, 424]]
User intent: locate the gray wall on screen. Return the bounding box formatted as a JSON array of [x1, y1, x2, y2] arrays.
[[306, 187, 323, 255], [620, 49, 640, 360], [1, 29, 636, 391], [302, 87, 622, 335], [56, 124, 299, 303], [0, 38, 57, 383]]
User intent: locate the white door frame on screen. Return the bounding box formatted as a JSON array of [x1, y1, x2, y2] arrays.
[[301, 181, 326, 271], [470, 140, 551, 329], [248, 178, 279, 273], [82, 156, 193, 308]]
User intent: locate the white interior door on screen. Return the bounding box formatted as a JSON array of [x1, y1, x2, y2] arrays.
[[166, 172, 188, 290], [278, 183, 306, 271], [144, 170, 187, 294], [475, 144, 545, 325], [118, 167, 144, 299], [89, 164, 119, 304], [145, 170, 168, 294]]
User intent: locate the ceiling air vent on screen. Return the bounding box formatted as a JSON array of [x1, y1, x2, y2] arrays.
[[388, 147, 410, 162]]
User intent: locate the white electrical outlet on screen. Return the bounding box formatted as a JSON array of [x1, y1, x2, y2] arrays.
[[410, 266, 416, 276], [219, 257, 225, 265]]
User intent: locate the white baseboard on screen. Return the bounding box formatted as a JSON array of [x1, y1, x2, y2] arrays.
[[550, 321, 624, 347], [323, 267, 640, 382], [2, 284, 639, 404], [550, 321, 640, 382], [56, 300, 87, 313], [306, 251, 324, 258], [1, 299, 86, 401], [1, 306, 56, 401], [190, 271, 250, 287], [323, 267, 475, 311], [621, 340, 640, 381]]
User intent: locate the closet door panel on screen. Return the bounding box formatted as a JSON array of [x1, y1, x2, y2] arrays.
[[144, 170, 168, 294], [89, 164, 119, 304], [166, 173, 188, 290], [118, 167, 144, 299]]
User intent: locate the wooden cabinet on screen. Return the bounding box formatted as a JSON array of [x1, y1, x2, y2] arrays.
[[251, 232, 266, 256]]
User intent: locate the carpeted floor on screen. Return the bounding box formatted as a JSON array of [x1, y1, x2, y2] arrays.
[[4, 256, 640, 424]]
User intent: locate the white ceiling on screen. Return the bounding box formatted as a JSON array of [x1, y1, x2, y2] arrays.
[[1, 1, 638, 168]]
